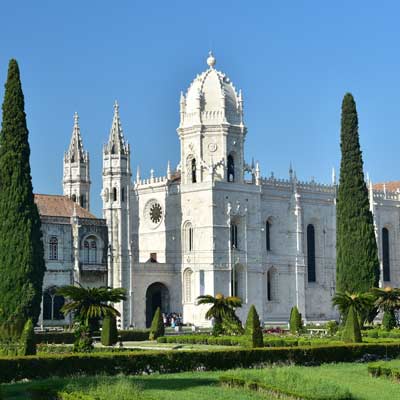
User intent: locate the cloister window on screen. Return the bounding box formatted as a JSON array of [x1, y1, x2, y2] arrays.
[[266, 220, 271, 251], [49, 236, 58, 260], [43, 287, 65, 320], [83, 237, 98, 264], [307, 224, 316, 282], [382, 227, 391, 281], [183, 268, 193, 303], [230, 223, 238, 249], [191, 158, 197, 183], [227, 154, 235, 182], [113, 187, 117, 202]]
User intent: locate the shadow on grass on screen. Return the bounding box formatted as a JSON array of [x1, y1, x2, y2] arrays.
[[129, 376, 217, 391]]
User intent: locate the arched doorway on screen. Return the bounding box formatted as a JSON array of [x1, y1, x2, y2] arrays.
[[145, 282, 170, 327]]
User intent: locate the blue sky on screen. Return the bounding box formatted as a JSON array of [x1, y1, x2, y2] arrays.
[[0, 1, 399, 216]]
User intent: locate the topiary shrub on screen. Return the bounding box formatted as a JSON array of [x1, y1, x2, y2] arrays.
[[244, 305, 263, 348], [101, 316, 118, 346], [341, 304, 362, 343], [149, 307, 164, 340], [20, 319, 36, 355], [289, 306, 302, 334], [382, 310, 397, 331]]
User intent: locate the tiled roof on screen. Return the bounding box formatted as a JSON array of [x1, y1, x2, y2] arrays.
[[34, 194, 98, 219], [373, 181, 400, 192]]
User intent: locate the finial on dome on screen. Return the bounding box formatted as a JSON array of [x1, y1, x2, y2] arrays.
[[207, 51, 216, 68]]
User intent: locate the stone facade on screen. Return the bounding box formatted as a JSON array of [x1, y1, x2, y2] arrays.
[[37, 53, 400, 329]]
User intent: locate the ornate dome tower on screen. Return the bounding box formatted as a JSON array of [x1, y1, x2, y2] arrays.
[[178, 52, 246, 184]]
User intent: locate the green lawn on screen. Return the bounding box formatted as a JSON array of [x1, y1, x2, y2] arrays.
[[2, 362, 400, 400]]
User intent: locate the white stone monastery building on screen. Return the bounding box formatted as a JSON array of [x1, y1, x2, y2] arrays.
[[37, 53, 400, 328]]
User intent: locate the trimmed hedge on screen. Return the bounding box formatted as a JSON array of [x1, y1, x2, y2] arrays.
[[1, 343, 400, 383], [368, 361, 400, 380], [156, 335, 339, 348], [35, 329, 149, 344], [220, 375, 351, 400]]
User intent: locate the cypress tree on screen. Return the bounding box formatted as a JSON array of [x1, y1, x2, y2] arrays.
[[149, 307, 164, 340], [336, 93, 379, 294], [244, 305, 264, 348], [0, 60, 45, 329]]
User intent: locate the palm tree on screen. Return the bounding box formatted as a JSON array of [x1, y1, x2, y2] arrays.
[[332, 291, 374, 323], [196, 293, 243, 335], [370, 287, 400, 329], [57, 285, 126, 332]]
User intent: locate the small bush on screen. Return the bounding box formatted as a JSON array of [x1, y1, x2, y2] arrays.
[[20, 319, 36, 356], [101, 316, 118, 346], [244, 305, 263, 348], [341, 305, 361, 343], [326, 320, 339, 336], [382, 310, 397, 331], [149, 307, 164, 340], [289, 306, 302, 334]]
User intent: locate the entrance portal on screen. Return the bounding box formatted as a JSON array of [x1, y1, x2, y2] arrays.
[[145, 282, 170, 327]]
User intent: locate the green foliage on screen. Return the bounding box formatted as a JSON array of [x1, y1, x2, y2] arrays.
[[34, 329, 149, 344], [382, 310, 397, 331], [289, 306, 302, 334], [368, 360, 400, 380], [20, 319, 36, 355], [197, 293, 243, 335], [243, 305, 263, 348], [149, 307, 164, 340], [57, 285, 126, 334], [341, 305, 362, 343], [220, 369, 351, 400], [2, 343, 400, 383], [0, 59, 45, 328], [326, 320, 339, 336], [101, 316, 118, 346], [73, 323, 93, 353], [336, 93, 380, 294], [332, 291, 374, 323]]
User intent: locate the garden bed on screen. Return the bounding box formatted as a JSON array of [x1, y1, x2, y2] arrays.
[[368, 360, 400, 380]]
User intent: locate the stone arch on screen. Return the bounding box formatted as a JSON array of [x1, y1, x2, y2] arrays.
[[145, 282, 170, 327], [186, 154, 196, 184], [43, 286, 65, 320], [267, 266, 278, 301], [183, 268, 194, 303], [81, 234, 104, 264], [182, 221, 194, 252], [227, 152, 235, 182]]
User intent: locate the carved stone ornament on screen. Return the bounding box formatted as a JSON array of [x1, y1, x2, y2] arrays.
[[208, 142, 217, 152]]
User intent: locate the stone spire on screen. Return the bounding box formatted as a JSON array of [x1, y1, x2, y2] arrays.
[[65, 112, 87, 163], [106, 101, 129, 155]]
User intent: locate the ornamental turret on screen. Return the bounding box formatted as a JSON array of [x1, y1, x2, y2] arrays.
[[63, 112, 91, 210]]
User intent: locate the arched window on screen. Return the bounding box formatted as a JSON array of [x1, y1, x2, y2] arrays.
[[227, 154, 235, 182], [80, 194, 85, 209], [233, 264, 245, 300], [230, 223, 238, 249], [49, 236, 58, 260], [43, 287, 65, 320], [84, 240, 90, 263], [266, 220, 271, 251], [183, 268, 193, 303], [90, 240, 97, 264], [72, 194, 76, 203], [307, 224, 316, 282], [267, 267, 278, 301], [113, 187, 117, 202], [121, 187, 125, 202], [382, 227, 391, 281], [191, 158, 197, 183]]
